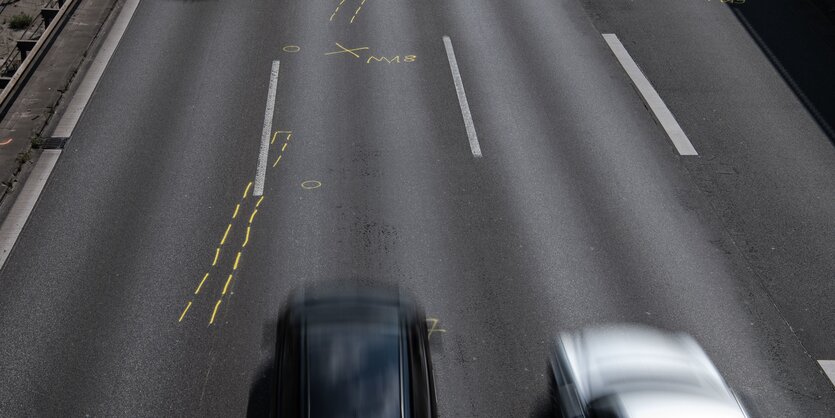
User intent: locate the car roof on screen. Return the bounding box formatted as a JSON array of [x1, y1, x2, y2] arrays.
[[559, 325, 738, 407]]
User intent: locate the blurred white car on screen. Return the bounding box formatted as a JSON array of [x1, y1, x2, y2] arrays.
[[549, 325, 750, 418]]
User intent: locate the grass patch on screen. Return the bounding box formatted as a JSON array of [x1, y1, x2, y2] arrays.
[[9, 13, 33, 30]]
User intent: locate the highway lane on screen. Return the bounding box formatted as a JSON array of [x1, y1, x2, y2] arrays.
[[0, 0, 833, 416]]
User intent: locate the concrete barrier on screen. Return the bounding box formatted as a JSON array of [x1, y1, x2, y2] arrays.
[[0, 0, 80, 119]]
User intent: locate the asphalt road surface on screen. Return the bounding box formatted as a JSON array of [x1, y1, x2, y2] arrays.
[[1, 0, 834, 416]]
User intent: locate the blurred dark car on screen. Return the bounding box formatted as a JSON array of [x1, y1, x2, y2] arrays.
[[548, 324, 749, 418], [272, 285, 437, 418]]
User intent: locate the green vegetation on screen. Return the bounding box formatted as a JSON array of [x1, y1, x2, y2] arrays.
[[9, 13, 33, 30]]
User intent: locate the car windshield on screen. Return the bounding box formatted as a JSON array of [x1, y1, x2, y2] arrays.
[[306, 311, 403, 418]]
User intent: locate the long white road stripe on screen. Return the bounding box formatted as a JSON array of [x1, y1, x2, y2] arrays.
[[0, 151, 61, 268], [53, 0, 141, 138], [443, 36, 482, 158], [602, 34, 698, 156], [253, 60, 280, 197], [820, 360, 835, 385], [0, 0, 140, 271]]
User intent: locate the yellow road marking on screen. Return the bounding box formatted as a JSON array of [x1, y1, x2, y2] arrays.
[[223, 274, 234, 295], [212, 248, 221, 266], [426, 318, 447, 340], [271, 131, 278, 144], [326, 43, 369, 58], [350, 0, 367, 24], [286, 133, 293, 142], [220, 223, 232, 245], [281, 142, 288, 152], [330, 0, 347, 21], [243, 226, 251, 247], [233, 252, 242, 270], [272, 154, 282, 168], [179, 301, 192, 322], [209, 299, 222, 325], [256, 196, 265, 208], [232, 203, 240, 219], [243, 181, 253, 199], [301, 180, 322, 190], [249, 209, 258, 224], [194, 273, 210, 294]]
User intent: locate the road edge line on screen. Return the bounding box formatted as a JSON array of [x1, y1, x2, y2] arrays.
[[253, 60, 280, 197], [52, 0, 141, 138], [0, 0, 140, 272]]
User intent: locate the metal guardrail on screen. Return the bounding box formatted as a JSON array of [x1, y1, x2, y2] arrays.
[[0, 0, 79, 117]]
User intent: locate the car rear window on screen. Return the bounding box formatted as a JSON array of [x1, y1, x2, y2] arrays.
[[306, 309, 404, 418]]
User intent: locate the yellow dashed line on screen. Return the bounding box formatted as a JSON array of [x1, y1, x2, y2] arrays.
[[281, 142, 288, 152], [232, 204, 240, 219], [223, 274, 234, 295], [209, 299, 222, 325], [179, 301, 192, 322], [233, 252, 242, 270], [256, 196, 265, 208], [249, 209, 258, 224], [350, 0, 367, 24], [286, 133, 293, 142], [271, 131, 278, 144], [330, 0, 347, 21], [194, 273, 210, 294], [243, 226, 251, 248], [243, 181, 253, 199], [212, 248, 221, 266], [220, 223, 232, 245], [272, 154, 282, 168]]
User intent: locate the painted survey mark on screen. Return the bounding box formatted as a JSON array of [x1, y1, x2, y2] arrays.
[[179, 130, 295, 325], [301, 180, 322, 190], [330, 0, 369, 24], [427, 318, 446, 340], [325, 42, 417, 64]]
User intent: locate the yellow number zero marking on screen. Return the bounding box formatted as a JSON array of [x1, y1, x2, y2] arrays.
[[209, 299, 222, 325], [212, 248, 221, 266], [301, 180, 322, 190], [179, 301, 193, 322], [223, 274, 234, 295], [272, 154, 282, 168], [233, 252, 242, 270], [282, 45, 301, 53], [220, 223, 232, 245], [194, 272, 210, 294], [232, 203, 240, 219], [249, 209, 258, 224], [243, 226, 251, 248], [243, 181, 253, 199]]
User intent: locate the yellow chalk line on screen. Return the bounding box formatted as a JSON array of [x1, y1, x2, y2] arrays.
[[350, 0, 367, 24], [194, 272, 210, 295], [179, 301, 192, 322], [330, 0, 347, 21], [209, 299, 222, 325], [223, 274, 234, 295]]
